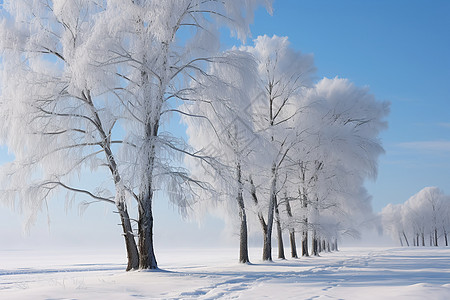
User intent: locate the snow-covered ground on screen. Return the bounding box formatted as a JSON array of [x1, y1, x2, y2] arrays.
[[1, 247, 450, 299]]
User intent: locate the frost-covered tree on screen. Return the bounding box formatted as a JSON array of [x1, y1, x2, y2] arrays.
[[182, 50, 259, 263], [421, 187, 447, 246], [187, 36, 387, 261], [314, 78, 387, 254], [381, 204, 407, 246], [183, 39, 387, 262], [382, 187, 450, 247], [94, 0, 272, 270], [285, 77, 388, 256], [0, 0, 141, 271], [0, 0, 272, 270], [241, 35, 315, 261]]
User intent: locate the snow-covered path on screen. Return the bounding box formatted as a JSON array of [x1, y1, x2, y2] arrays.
[[1, 247, 449, 299]]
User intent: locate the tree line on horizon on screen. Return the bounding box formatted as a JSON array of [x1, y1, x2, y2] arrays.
[[382, 187, 450, 247]]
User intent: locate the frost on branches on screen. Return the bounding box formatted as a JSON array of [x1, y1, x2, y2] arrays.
[[184, 35, 389, 262], [382, 187, 450, 247], [0, 0, 272, 270], [0, 0, 390, 269]]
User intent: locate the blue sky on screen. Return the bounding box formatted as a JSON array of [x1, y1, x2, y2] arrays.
[[1, 0, 449, 249], [247, 0, 450, 213]]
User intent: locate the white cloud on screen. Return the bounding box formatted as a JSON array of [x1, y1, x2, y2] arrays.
[[398, 141, 450, 152]]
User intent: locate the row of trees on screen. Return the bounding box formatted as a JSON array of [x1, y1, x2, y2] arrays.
[[382, 187, 450, 247], [0, 0, 388, 269], [183, 35, 389, 263]]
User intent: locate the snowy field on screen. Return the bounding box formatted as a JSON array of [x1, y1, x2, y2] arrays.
[[1, 247, 450, 299]]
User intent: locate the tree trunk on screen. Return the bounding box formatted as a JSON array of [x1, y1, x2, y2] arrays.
[[302, 226, 309, 256], [138, 191, 158, 269], [301, 189, 309, 257], [327, 241, 330, 252], [262, 228, 272, 261], [117, 201, 140, 271], [421, 232, 425, 246], [262, 166, 277, 261], [137, 122, 159, 269], [334, 238, 338, 252], [138, 121, 159, 269], [434, 228, 438, 247], [322, 240, 326, 252], [311, 194, 320, 256], [444, 228, 448, 246], [115, 197, 139, 271], [289, 229, 298, 258], [136, 38, 170, 270], [250, 176, 268, 259], [239, 214, 249, 263], [98, 136, 138, 269], [236, 163, 249, 263], [302, 228, 309, 256], [275, 198, 285, 259], [311, 231, 319, 256], [312, 238, 318, 256], [402, 231, 409, 246], [285, 198, 298, 258], [89, 91, 140, 272]]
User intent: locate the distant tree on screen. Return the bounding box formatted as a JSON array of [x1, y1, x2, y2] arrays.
[[423, 187, 446, 246], [382, 187, 450, 247], [381, 203, 409, 246]]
